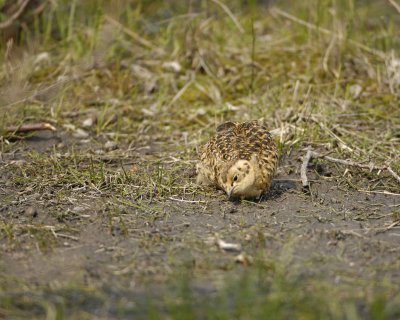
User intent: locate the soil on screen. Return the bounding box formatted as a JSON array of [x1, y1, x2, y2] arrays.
[[0, 130, 399, 318]]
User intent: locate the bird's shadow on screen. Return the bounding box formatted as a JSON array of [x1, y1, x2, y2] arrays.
[[228, 179, 296, 204], [259, 179, 297, 203]]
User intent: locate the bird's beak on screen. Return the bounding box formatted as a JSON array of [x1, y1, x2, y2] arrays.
[[227, 187, 235, 199]]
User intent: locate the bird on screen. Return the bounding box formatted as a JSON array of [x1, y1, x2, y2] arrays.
[[197, 120, 278, 200]]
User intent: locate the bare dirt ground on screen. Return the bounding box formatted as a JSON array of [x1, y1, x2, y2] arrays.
[[1, 130, 399, 319]]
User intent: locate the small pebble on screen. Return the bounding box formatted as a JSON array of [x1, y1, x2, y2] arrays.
[[104, 141, 118, 151], [72, 206, 86, 213], [349, 84, 362, 99], [73, 128, 89, 139], [162, 61, 182, 73], [95, 149, 105, 155], [34, 52, 50, 65], [25, 206, 38, 218], [82, 117, 95, 128]]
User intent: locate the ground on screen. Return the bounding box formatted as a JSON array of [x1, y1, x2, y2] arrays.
[[0, 1, 400, 319]]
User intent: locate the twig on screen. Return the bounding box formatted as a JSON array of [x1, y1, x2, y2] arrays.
[[55, 233, 79, 241], [4, 123, 57, 134], [357, 190, 400, 196], [320, 156, 400, 184], [342, 230, 367, 239], [168, 197, 206, 203], [210, 0, 244, 34], [271, 7, 386, 59], [301, 147, 313, 187], [104, 15, 156, 49], [216, 237, 241, 252], [374, 220, 400, 234], [21, 224, 79, 240], [0, 0, 31, 29], [321, 155, 385, 171], [388, 0, 400, 14], [30, 0, 49, 16], [300, 149, 400, 188], [387, 166, 400, 184], [45, 225, 79, 241]]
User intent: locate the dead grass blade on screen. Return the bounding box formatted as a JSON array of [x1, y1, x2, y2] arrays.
[[271, 7, 386, 59], [104, 15, 157, 50], [388, 0, 400, 14], [210, 0, 244, 34], [0, 0, 30, 29]]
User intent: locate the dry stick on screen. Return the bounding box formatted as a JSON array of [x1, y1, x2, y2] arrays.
[[168, 197, 206, 203], [301, 148, 313, 187], [321, 155, 385, 171], [374, 220, 400, 234], [54, 233, 79, 241], [388, 0, 400, 14], [30, 0, 49, 16], [301, 149, 400, 187], [322, 34, 336, 74], [4, 123, 56, 134], [358, 190, 400, 196], [104, 15, 156, 49], [387, 167, 400, 184], [319, 156, 400, 185], [271, 7, 386, 59], [0, 0, 31, 29]]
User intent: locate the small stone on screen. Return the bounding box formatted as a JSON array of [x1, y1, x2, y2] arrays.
[[73, 128, 89, 139], [216, 238, 241, 252], [349, 84, 362, 99], [104, 141, 118, 151], [235, 253, 253, 266], [34, 52, 51, 65], [130, 64, 152, 79], [57, 75, 69, 82], [226, 102, 241, 111], [141, 108, 155, 117], [108, 99, 121, 107], [196, 108, 206, 116], [82, 117, 96, 128], [72, 206, 86, 213], [95, 149, 105, 155], [63, 124, 76, 131], [162, 61, 182, 73], [9, 160, 26, 166], [25, 206, 38, 218], [29, 193, 41, 200]]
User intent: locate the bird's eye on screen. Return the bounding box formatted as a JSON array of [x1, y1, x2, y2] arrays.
[[233, 175, 238, 182]]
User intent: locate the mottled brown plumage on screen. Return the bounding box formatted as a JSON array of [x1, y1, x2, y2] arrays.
[[197, 121, 278, 199]]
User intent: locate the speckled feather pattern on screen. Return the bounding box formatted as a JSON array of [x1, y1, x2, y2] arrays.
[[197, 121, 278, 196]]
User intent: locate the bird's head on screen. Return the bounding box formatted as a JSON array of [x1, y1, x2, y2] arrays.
[[221, 158, 258, 199]]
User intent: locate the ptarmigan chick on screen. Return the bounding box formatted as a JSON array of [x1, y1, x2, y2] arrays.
[[197, 121, 278, 200]]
